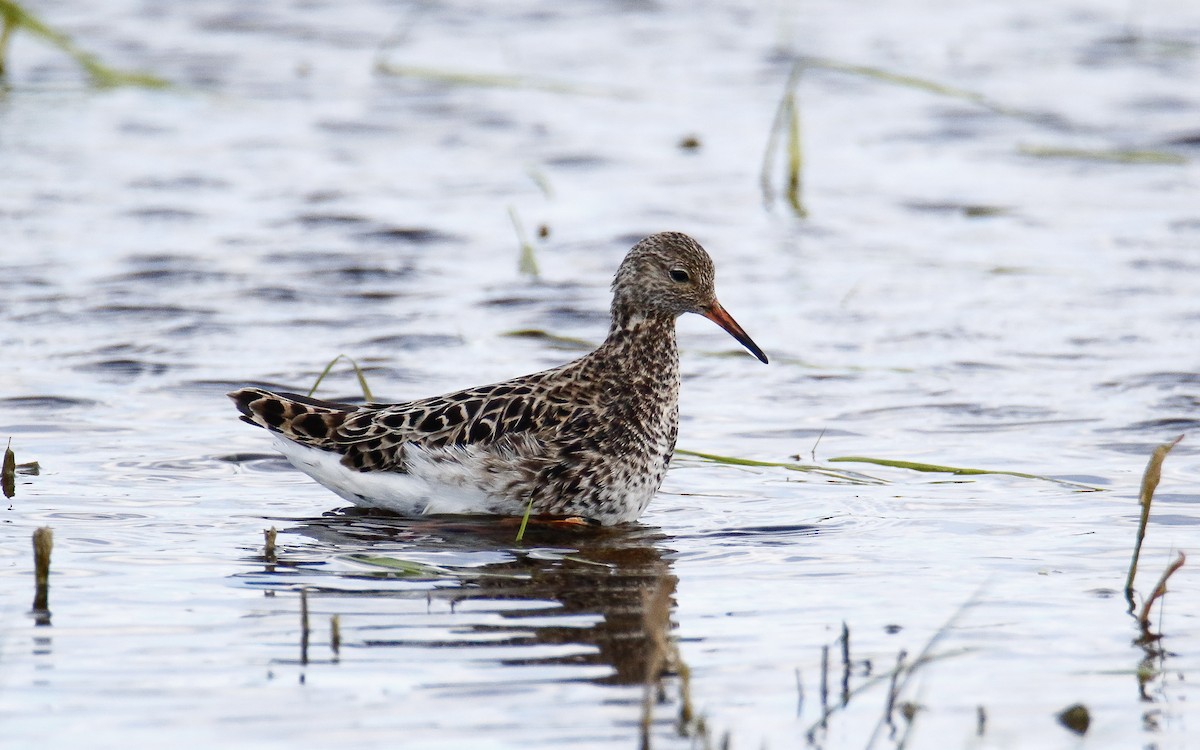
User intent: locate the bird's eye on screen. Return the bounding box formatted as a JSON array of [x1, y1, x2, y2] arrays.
[[669, 268, 690, 283]]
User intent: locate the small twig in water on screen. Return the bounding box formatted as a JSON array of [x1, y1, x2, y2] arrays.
[[1137, 551, 1186, 637], [330, 614, 341, 657], [299, 587, 311, 666], [810, 427, 826, 463], [263, 527, 277, 563]]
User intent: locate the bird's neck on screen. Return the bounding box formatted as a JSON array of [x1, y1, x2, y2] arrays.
[[602, 304, 680, 369]]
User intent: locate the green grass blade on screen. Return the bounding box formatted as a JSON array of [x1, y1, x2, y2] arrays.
[[827, 455, 1102, 490], [515, 497, 535, 542], [508, 206, 539, 279], [374, 61, 633, 98], [0, 0, 169, 88], [308, 354, 374, 401], [675, 448, 885, 485], [1019, 144, 1186, 165]]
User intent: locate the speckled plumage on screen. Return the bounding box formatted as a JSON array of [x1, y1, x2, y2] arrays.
[[229, 232, 767, 525]]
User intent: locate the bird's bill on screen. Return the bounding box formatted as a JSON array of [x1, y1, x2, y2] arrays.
[[703, 301, 769, 364]]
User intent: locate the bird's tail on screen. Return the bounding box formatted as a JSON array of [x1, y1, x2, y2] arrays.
[[228, 387, 357, 447]]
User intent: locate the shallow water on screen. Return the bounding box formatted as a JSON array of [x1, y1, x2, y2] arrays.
[[2, 1, 1199, 748]]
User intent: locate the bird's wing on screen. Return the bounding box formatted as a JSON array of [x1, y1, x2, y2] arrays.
[[230, 370, 584, 473]]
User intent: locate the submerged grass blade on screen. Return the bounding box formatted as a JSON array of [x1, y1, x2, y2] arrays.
[[514, 497, 535, 543], [1125, 435, 1184, 610], [827, 455, 1102, 490], [802, 56, 1044, 122], [785, 88, 806, 218], [308, 354, 374, 402], [0, 0, 168, 88], [508, 206, 540, 279], [676, 448, 885, 484], [1020, 145, 1186, 165], [760, 60, 804, 211], [374, 62, 633, 98]]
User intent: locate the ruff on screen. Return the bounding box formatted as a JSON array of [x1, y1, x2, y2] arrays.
[[229, 232, 767, 525]]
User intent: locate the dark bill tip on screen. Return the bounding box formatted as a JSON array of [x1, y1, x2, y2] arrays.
[[703, 301, 769, 364]]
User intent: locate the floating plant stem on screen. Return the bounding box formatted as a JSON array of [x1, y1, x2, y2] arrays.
[[31, 526, 52, 613], [373, 61, 633, 98], [508, 206, 540, 280], [1019, 144, 1186, 165], [0, 0, 168, 87], [308, 354, 374, 402], [827, 455, 1102, 490], [677, 448, 884, 484], [1125, 435, 1183, 611]]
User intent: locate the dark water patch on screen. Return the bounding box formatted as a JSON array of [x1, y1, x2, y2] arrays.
[[1101, 371, 1200, 391], [1097, 441, 1197, 456], [294, 212, 371, 227], [1170, 218, 1200, 232], [1122, 417, 1200, 433], [545, 153, 608, 169], [106, 267, 230, 285], [216, 452, 287, 464], [124, 206, 203, 221], [543, 306, 610, 326], [1128, 257, 1200, 272], [1150, 492, 1200, 505], [1149, 513, 1200, 526], [325, 264, 415, 283], [840, 402, 1052, 420], [356, 226, 461, 245], [1165, 130, 1200, 147], [47, 511, 150, 521], [1159, 395, 1200, 411], [247, 286, 300, 302], [0, 396, 99, 410], [687, 523, 821, 540], [925, 417, 1099, 433], [481, 295, 542, 309], [358, 333, 464, 350], [952, 360, 1011, 371], [88, 303, 210, 319], [74, 358, 171, 378], [128, 174, 231, 191]]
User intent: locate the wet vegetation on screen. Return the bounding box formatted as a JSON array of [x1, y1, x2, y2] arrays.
[[0, 0, 167, 87]]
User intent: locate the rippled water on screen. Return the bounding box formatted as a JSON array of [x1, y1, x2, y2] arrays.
[[2, 1, 1199, 748]]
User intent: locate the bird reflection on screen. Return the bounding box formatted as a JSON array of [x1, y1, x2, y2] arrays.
[[266, 508, 677, 686]]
